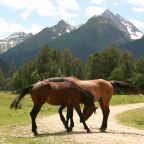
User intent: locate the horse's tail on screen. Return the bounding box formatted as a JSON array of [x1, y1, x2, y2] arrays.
[[10, 85, 33, 109], [111, 80, 140, 94]]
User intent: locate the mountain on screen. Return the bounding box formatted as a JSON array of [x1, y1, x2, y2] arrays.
[[48, 14, 129, 61], [51, 19, 76, 36], [0, 20, 76, 66], [0, 58, 8, 75], [100, 9, 143, 40], [0, 10, 143, 67], [0, 32, 32, 53], [120, 36, 144, 58]]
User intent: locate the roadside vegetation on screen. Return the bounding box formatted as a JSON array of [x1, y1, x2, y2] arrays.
[[1, 44, 144, 143], [0, 92, 144, 127], [0, 92, 59, 126], [1, 44, 144, 94], [117, 107, 144, 130], [0, 91, 144, 144]]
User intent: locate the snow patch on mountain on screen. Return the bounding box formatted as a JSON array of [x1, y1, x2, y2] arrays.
[[0, 32, 32, 53], [51, 20, 76, 35], [101, 9, 143, 40]]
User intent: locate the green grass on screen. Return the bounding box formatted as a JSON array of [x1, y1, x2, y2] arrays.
[[0, 92, 144, 144], [110, 94, 144, 105], [0, 91, 59, 126], [117, 107, 144, 130], [0, 92, 144, 126]]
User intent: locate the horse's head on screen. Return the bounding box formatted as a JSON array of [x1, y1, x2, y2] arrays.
[[82, 106, 97, 121]]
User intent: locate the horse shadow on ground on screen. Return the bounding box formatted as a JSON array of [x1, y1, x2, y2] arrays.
[[105, 129, 144, 137], [13, 128, 144, 139], [37, 130, 98, 137], [36, 128, 144, 138]]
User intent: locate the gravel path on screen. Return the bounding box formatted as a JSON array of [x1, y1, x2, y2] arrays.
[[33, 103, 144, 144], [6, 103, 144, 144]]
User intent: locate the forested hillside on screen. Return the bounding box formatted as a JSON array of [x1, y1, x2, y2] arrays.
[[7, 45, 144, 92], [120, 37, 144, 58]]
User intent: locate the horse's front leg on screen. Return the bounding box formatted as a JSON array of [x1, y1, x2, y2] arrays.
[[75, 105, 91, 133]]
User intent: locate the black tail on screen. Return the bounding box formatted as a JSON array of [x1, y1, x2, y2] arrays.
[[111, 80, 140, 94], [10, 85, 33, 109]]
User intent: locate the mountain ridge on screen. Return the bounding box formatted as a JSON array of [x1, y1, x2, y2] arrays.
[[0, 9, 143, 66], [0, 19, 76, 54], [0, 32, 33, 53]]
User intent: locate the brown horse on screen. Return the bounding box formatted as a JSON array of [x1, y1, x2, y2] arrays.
[[10, 78, 96, 135], [59, 76, 139, 132], [45, 77, 96, 132]]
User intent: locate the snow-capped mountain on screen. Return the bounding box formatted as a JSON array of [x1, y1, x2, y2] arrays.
[[0, 20, 76, 54], [0, 32, 32, 53], [51, 19, 76, 37], [100, 9, 143, 40]]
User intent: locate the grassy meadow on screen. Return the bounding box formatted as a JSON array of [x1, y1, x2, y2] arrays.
[[0, 92, 59, 126], [0, 91, 144, 143], [117, 107, 144, 130]]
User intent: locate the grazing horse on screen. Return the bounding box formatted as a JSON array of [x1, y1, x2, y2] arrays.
[[45, 77, 96, 132], [59, 76, 139, 132], [10, 79, 96, 135]]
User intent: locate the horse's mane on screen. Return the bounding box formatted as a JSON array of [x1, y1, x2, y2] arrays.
[[45, 77, 66, 82], [67, 80, 95, 109]]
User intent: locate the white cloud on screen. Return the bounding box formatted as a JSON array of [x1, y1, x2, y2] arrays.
[[0, 0, 79, 38], [86, 6, 105, 17], [0, 18, 42, 36], [132, 7, 144, 12], [0, 18, 8, 32], [89, 0, 121, 6], [90, 0, 104, 5], [130, 19, 144, 29], [127, 0, 144, 13], [56, 0, 79, 11], [0, 0, 79, 21], [111, 2, 120, 6], [127, 0, 144, 6], [26, 24, 43, 34]]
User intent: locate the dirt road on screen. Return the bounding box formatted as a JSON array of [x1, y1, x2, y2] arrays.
[[10, 103, 144, 144], [32, 103, 144, 144]]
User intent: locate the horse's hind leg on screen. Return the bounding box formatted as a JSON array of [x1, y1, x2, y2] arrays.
[[66, 107, 74, 132], [69, 107, 74, 129], [58, 106, 67, 129], [98, 97, 110, 132], [75, 105, 91, 133], [30, 105, 42, 136]]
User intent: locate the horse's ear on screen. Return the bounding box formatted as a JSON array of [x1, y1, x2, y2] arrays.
[[38, 73, 43, 81]]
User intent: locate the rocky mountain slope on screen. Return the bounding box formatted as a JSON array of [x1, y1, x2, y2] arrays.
[[0, 10, 143, 66], [0, 32, 32, 53]]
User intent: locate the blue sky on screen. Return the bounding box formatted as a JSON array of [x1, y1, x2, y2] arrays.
[[0, 0, 144, 39]]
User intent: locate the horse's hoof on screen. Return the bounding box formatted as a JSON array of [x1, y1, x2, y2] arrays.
[[67, 128, 72, 132], [99, 128, 106, 132], [33, 131, 39, 136], [87, 129, 91, 133]]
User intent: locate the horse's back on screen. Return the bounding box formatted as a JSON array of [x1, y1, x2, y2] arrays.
[[32, 80, 82, 106], [67, 77, 114, 101], [94, 79, 114, 94]]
